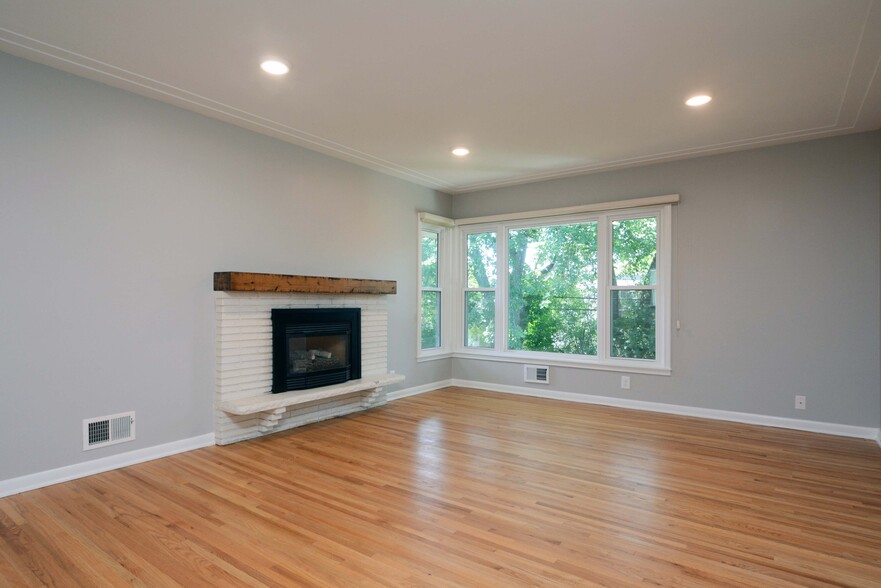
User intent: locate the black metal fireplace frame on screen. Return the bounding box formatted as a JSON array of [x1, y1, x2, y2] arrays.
[[271, 308, 361, 393]]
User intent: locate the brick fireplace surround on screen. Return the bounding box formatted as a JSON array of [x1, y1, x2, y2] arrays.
[[214, 273, 400, 445]]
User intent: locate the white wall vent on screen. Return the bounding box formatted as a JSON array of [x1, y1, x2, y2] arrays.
[[524, 364, 550, 384], [83, 411, 136, 451]]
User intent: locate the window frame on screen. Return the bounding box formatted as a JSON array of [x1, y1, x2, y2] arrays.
[[461, 228, 499, 349], [417, 214, 454, 361], [452, 203, 672, 375]]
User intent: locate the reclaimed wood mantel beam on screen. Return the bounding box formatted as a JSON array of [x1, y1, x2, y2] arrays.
[[213, 272, 397, 294]]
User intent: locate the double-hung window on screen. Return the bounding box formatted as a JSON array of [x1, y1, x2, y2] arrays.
[[418, 213, 453, 359], [608, 214, 659, 360], [464, 230, 497, 348]]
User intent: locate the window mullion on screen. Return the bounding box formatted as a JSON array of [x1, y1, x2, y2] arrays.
[[451, 227, 463, 351], [497, 223, 508, 353], [597, 213, 611, 361]]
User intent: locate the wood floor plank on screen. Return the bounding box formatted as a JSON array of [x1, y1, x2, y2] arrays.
[[2, 387, 880, 586]]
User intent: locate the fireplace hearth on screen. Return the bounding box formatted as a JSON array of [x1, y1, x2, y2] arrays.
[[271, 308, 361, 392]]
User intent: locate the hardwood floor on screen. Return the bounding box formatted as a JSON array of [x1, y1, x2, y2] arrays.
[[2, 387, 881, 587]]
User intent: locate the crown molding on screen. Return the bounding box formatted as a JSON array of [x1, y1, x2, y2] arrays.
[[2, 0, 878, 197], [0, 28, 457, 193]]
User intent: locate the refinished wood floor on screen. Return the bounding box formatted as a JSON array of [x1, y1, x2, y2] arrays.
[[2, 387, 881, 587]]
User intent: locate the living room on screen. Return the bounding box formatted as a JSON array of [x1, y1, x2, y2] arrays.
[[1, 2, 880, 585]]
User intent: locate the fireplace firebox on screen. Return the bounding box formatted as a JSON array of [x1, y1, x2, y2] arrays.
[[271, 308, 361, 392]]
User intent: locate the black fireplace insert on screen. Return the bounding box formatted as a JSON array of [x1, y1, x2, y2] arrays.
[[271, 308, 361, 392]]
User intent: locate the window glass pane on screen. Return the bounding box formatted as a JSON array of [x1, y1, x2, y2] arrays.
[[466, 232, 496, 288], [465, 291, 495, 348], [508, 222, 598, 355], [611, 290, 656, 359], [420, 291, 441, 349], [612, 217, 657, 286], [421, 230, 438, 288]]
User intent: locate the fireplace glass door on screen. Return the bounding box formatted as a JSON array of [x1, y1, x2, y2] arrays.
[[287, 328, 349, 377], [272, 308, 361, 392]]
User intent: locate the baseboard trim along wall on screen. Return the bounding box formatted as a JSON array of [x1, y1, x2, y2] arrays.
[[0, 433, 216, 498], [2, 381, 451, 499], [3, 379, 877, 498], [450, 379, 881, 441], [387, 379, 453, 401]]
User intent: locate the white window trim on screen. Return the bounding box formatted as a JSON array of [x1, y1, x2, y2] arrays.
[[454, 193, 678, 226], [417, 213, 454, 361], [452, 203, 673, 375]]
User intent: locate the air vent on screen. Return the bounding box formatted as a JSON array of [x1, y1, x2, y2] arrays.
[[83, 411, 135, 451], [524, 364, 550, 384]]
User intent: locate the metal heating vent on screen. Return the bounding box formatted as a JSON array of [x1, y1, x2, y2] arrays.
[[83, 411, 136, 451], [524, 364, 550, 384]]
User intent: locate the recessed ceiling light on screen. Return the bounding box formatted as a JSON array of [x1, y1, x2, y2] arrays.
[[260, 59, 290, 75], [686, 94, 712, 107], [451, 147, 470, 157]]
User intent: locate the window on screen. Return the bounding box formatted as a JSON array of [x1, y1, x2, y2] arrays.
[[508, 221, 598, 355], [453, 201, 672, 374], [420, 229, 441, 349], [464, 231, 496, 348], [417, 213, 453, 359], [610, 216, 658, 360]]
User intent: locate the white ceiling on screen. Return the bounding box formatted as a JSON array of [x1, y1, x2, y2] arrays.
[[2, 1, 880, 194]]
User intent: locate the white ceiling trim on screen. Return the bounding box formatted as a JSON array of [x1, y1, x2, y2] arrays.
[[0, 27, 458, 192], [2, 0, 879, 196], [456, 1, 881, 194], [450, 124, 854, 194]]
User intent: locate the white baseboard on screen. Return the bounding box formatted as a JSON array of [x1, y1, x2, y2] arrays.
[[452, 379, 880, 441], [6, 382, 873, 499], [877, 429, 881, 449], [387, 379, 453, 401], [0, 433, 216, 498]]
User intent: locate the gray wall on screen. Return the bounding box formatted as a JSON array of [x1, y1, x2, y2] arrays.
[[0, 52, 452, 481], [2, 50, 878, 483], [452, 132, 881, 428]]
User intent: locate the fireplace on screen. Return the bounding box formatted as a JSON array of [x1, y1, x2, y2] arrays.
[[271, 308, 361, 392]]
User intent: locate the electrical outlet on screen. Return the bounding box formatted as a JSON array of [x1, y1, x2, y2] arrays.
[[621, 376, 631, 390], [795, 395, 806, 410]]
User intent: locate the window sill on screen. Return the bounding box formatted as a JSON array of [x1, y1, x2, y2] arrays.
[[417, 350, 453, 363], [451, 350, 671, 376]]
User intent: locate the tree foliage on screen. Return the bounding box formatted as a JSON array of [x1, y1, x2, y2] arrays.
[[420, 231, 440, 349], [462, 217, 657, 359], [610, 218, 657, 359], [465, 232, 497, 347], [507, 222, 598, 355], [436, 217, 658, 359]]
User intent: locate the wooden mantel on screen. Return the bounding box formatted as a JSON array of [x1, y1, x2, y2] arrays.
[[214, 272, 397, 294]]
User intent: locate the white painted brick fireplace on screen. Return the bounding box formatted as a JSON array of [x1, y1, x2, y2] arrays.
[[215, 291, 391, 445]]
